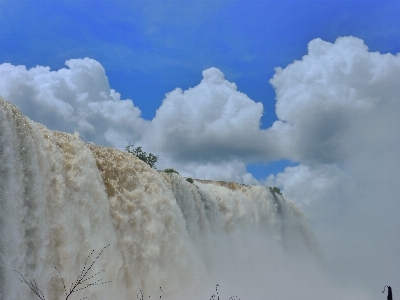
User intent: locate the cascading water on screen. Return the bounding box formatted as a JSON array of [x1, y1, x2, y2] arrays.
[[0, 96, 321, 300]]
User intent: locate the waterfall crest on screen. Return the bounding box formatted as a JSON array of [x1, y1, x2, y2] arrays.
[[0, 96, 319, 299]]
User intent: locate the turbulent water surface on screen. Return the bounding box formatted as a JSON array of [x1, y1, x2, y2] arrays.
[[1, 96, 354, 300]]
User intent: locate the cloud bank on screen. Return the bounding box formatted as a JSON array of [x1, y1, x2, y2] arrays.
[[1, 37, 400, 183], [268, 36, 400, 292], [1, 36, 400, 292], [0, 60, 280, 182]]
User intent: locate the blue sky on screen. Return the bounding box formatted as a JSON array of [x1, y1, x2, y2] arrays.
[[1, 0, 400, 179], [2, 0, 400, 292]]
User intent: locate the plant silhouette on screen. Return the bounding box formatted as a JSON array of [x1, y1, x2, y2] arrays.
[[209, 284, 241, 300], [15, 244, 111, 300]]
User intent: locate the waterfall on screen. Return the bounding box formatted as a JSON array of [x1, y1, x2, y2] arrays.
[[0, 96, 320, 299]]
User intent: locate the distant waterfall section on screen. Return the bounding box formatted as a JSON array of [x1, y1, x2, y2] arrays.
[[0, 96, 320, 299]]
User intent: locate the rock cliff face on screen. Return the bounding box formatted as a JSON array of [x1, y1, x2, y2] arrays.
[[0, 96, 318, 299]]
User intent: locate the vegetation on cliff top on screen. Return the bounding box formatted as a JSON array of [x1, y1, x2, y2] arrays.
[[125, 145, 159, 169]]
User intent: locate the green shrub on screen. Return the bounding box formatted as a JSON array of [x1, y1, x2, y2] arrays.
[[163, 168, 179, 174], [186, 177, 194, 184], [126, 145, 158, 169]]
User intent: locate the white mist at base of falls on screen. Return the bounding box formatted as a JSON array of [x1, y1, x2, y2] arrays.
[[0, 97, 371, 300]]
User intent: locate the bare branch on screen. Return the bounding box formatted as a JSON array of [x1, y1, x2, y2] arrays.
[[64, 244, 111, 300], [14, 270, 46, 300], [15, 244, 111, 300]]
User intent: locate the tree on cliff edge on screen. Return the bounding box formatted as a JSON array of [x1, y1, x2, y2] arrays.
[[125, 145, 159, 169]]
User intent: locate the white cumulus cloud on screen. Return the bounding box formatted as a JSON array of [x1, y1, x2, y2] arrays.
[[0, 58, 147, 149], [270, 36, 400, 165], [144, 67, 280, 165]]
